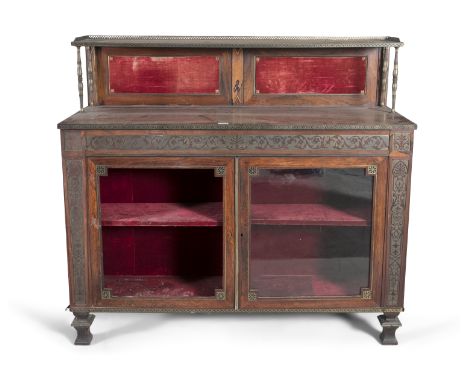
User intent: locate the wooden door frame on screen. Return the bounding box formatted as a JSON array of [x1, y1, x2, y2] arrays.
[[87, 156, 235, 310], [238, 156, 387, 310]]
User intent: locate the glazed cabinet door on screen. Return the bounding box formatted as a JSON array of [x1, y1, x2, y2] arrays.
[[88, 157, 235, 310], [238, 157, 387, 310]]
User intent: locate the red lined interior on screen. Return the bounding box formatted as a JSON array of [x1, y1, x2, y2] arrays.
[[98, 167, 373, 299], [108, 55, 220, 94], [100, 169, 223, 297], [255, 56, 367, 94]]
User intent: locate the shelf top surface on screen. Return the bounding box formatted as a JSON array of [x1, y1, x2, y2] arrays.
[[72, 35, 403, 48], [58, 105, 416, 130]]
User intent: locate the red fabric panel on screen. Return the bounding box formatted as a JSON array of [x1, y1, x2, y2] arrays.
[[255, 56, 367, 94], [99, 168, 222, 204], [109, 55, 220, 94], [102, 226, 223, 277]]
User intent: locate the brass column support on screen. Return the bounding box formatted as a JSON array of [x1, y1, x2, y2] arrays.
[[76, 46, 84, 111], [391, 47, 399, 112], [380, 47, 389, 106]]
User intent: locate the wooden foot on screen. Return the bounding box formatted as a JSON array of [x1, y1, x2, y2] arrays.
[[378, 313, 401, 345], [71, 312, 95, 345]]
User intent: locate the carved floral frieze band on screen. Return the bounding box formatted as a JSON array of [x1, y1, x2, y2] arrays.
[[387, 160, 409, 306], [86, 134, 389, 151], [66, 160, 86, 305]]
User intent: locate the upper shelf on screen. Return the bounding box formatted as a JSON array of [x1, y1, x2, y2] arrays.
[[100, 202, 370, 227], [58, 105, 416, 130], [72, 35, 403, 48]]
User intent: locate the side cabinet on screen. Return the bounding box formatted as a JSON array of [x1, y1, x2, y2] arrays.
[[60, 36, 416, 345]]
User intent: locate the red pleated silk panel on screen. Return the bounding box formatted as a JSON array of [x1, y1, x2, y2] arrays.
[[109, 55, 220, 94], [255, 56, 367, 94]]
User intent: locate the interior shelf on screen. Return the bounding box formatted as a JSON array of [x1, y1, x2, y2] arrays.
[[101, 202, 223, 227], [101, 202, 370, 227], [251, 203, 370, 226], [103, 275, 221, 298]]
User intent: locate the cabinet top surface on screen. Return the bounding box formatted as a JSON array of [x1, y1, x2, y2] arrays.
[[58, 105, 416, 130], [72, 35, 403, 48]]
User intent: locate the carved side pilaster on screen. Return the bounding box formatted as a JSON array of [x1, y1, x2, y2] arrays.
[[386, 160, 409, 306], [65, 160, 86, 305]]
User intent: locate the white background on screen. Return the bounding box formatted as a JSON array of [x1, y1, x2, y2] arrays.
[[1, 0, 466, 380]]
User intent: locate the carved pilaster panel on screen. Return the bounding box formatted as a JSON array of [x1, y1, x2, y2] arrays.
[[386, 160, 409, 306], [86, 134, 389, 152], [63, 131, 83, 152], [391, 132, 411, 153], [65, 160, 86, 305]]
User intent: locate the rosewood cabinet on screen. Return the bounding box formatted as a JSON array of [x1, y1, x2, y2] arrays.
[[59, 36, 416, 345]]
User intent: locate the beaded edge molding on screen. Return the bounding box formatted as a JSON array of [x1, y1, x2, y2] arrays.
[[72, 35, 403, 48], [70, 307, 403, 313]]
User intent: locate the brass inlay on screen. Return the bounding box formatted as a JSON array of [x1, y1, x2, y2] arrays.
[[214, 166, 226, 177], [248, 167, 259, 176], [361, 288, 373, 299], [215, 289, 226, 300], [248, 290, 258, 301], [101, 289, 112, 299], [96, 165, 108, 177], [367, 165, 377, 175]]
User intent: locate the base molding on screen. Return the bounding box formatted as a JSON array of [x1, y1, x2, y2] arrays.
[[70, 306, 403, 314]]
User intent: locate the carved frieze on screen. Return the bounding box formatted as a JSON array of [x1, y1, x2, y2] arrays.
[[86, 134, 389, 152]]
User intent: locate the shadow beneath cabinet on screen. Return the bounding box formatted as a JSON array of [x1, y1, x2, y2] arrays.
[[13, 303, 381, 344], [335, 313, 381, 343], [94, 312, 381, 343]]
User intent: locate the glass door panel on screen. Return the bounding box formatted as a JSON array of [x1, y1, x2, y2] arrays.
[[89, 158, 234, 307], [242, 159, 382, 304]]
